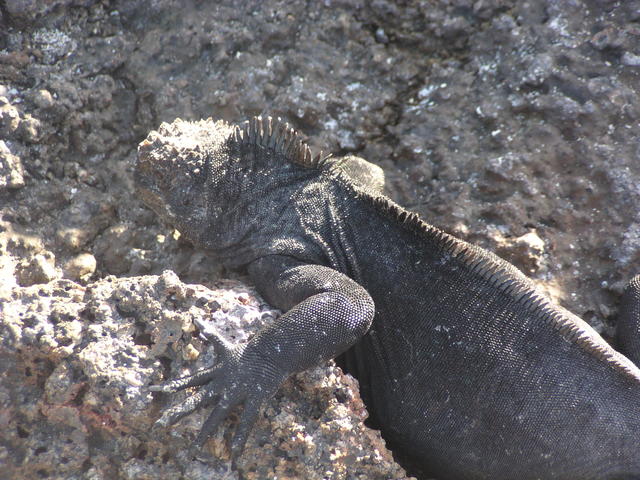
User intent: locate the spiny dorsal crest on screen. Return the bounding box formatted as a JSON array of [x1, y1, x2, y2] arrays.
[[232, 115, 330, 168]]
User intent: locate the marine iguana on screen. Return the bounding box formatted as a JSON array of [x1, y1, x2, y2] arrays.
[[135, 116, 640, 480]]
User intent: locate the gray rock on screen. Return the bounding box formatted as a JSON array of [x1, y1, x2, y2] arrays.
[[0, 141, 25, 190], [3, 0, 99, 24], [0, 103, 21, 137]]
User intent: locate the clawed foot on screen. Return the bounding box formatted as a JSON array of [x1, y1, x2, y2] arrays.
[[150, 318, 282, 460]]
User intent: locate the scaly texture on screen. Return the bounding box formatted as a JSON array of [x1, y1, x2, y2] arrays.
[[135, 116, 640, 480]]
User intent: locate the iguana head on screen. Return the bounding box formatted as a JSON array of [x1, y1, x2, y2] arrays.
[[135, 116, 328, 257], [135, 118, 233, 245]]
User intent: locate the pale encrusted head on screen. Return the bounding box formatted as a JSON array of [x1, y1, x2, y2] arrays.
[[135, 118, 234, 242], [135, 116, 328, 258]]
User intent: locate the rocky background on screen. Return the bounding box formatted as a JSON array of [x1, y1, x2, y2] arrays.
[[1, 0, 639, 479]]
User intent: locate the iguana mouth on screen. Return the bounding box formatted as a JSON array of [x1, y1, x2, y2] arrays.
[[135, 182, 173, 220]]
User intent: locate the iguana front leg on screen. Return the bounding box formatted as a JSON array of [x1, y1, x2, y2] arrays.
[[150, 255, 374, 457]]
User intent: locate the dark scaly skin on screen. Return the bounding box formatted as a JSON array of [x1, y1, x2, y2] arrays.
[[136, 116, 640, 480]]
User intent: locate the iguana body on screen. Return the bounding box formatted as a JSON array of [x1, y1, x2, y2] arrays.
[[135, 116, 640, 480]]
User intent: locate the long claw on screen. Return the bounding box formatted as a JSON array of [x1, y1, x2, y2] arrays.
[[156, 387, 217, 427], [149, 366, 220, 393], [193, 318, 234, 357], [230, 398, 261, 460], [149, 384, 169, 392], [193, 394, 240, 447]]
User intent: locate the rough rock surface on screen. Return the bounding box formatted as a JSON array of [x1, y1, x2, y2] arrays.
[[0, 0, 639, 478], [1, 270, 408, 479]]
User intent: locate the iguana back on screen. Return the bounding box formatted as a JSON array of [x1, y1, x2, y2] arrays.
[[329, 182, 640, 478]]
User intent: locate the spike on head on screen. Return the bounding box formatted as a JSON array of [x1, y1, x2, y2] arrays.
[[229, 115, 328, 169], [249, 117, 257, 143], [256, 117, 264, 143], [272, 119, 284, 149], [242, 121, 250, 141], [265, 116, 273, 143], [287, 135, 300, 159], [282, 127, 293, 151]]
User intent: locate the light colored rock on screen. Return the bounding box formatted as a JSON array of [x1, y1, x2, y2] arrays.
[[0, 272, 410, 479], [15, 250, 60, 286], [0, 140, 25, 190], [33, 89, 54, 109], [63, 252, 97, 281], [0, 103, 20, 136]]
